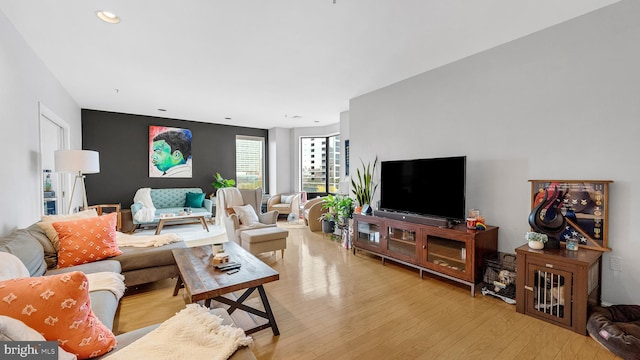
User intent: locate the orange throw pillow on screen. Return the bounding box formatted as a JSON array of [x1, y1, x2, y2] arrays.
[[53, 213, 122, 269], [0, 271, 117, 359]]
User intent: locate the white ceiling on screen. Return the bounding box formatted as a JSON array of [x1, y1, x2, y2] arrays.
[[0, 0, 619, 129]]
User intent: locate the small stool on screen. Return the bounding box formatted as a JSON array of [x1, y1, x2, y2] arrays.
[[240, 227, 289, 258]]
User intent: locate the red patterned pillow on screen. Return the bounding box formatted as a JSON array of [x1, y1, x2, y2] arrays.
[[0, 271, 117, 359], [53, 213, 122, 269]]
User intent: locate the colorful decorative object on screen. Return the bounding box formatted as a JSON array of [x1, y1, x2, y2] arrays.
[[528, 185, 565, 249], [149, 125, 192, 178], [529, 180, 612, 251]]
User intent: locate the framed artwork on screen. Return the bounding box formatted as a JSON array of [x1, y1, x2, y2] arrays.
[[345, 139, 350, 176], [529, 180, 612, 252], [149, 126, 192, 178]]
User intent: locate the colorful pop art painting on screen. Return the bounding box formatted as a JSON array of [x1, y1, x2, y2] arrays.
[[149, 125, 192, 178]]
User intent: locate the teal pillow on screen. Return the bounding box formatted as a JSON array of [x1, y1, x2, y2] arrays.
[[185, 192, 205, 208]]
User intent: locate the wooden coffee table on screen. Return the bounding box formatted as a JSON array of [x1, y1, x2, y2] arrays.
[[155, 213, 209, 235], [171, 241, 280, 335]]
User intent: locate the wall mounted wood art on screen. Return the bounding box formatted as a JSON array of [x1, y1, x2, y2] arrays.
[[529, 180, 612, 252]]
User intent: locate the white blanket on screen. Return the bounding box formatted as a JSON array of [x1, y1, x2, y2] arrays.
[[86, 272, 126, 300], [215, 188, 244, 226], [116, 232, 182, 248], [0, 252, 30, 281], [133, 187, 156, 223], [105, 304, 252, 360]]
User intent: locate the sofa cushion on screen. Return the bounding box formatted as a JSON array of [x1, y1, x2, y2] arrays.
[[53, 213, 122, 269], [26, 223, 58, 269], [89, 289, 119, 332], [46, 260, 122, 277], [185, 192, 205, 208], [0, 271, 116, 359], [37, 209, 98, 250], [0, 229, 46, 277], [113, 241, 186, 273]]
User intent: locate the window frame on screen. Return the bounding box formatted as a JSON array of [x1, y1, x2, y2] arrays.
[[300, 134, 340, 198], [235, 135, 266, 190]]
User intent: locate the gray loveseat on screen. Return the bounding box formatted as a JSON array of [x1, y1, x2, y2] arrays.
[[0, 223, 186, 327], [0, 224, 256, 360]]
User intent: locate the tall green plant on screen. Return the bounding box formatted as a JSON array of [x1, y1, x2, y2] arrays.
[[351, 156, 378, 207], [212, 172, 236, 191]]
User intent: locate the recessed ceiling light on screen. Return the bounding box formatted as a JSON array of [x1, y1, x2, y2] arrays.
[[96, 10, 120, 24], [157, 108, 167, 112], [225, 117, 232, 120]]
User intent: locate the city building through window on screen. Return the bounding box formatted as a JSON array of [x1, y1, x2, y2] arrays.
[[236, 135, 265, 190], [300, 135, 340, 197]]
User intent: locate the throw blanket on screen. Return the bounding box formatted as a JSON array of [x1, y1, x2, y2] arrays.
[[86, 272, 126, 300], [133, 187, 156, 223], [0, 252, 30, 281], [116, 231, 182, 248], [105, 304, 252, 360], [215, 188, 244, 226]]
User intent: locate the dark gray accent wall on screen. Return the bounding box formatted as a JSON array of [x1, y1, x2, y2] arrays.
[[81, 109, 269, 208]]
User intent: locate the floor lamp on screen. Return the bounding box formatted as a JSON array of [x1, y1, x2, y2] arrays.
[[54, 150, 100, 214]]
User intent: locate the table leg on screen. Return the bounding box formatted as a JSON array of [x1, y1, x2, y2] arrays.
[[211, 286, 279, 336], [155, 219, 166, 235], [200, 216, 210, 232], [173, 275, 183, 296], [257, 285, 280, 336]]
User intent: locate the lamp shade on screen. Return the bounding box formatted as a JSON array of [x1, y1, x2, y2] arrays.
[[54, 150, 100, 174]]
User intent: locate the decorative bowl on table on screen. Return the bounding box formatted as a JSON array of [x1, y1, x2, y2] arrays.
[[526, 232, 548, 250]]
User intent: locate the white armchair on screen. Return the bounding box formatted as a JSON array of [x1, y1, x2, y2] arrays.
[[267, 193, 300, 218], [216, 187, 279, 243]]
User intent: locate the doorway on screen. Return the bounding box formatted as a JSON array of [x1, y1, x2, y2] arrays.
[[39, 103, 70, 215]]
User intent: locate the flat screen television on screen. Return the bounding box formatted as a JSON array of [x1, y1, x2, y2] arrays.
[[379, 156, 466, 221]]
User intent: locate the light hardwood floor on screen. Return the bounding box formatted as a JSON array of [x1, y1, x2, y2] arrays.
[[116, 222, 619, 359]]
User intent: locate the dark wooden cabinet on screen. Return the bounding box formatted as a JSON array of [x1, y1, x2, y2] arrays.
[[515, 244, 602, 334], [353, 214, 499, 296], [353, 215, 384, 253]]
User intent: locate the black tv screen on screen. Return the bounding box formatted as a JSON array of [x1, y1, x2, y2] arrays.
[[380, 156, 466, 221]]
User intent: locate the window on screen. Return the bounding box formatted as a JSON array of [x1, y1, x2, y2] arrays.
[[236, 136, 265, 189], [300, 134, 340, 196]]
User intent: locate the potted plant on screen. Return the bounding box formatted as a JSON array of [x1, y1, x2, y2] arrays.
[[319, 194, 339, 233], [335, 196, 354, 226], [526, 231, 548, 249], [351, 156, 378, 213], [211, 172, 236, 198]]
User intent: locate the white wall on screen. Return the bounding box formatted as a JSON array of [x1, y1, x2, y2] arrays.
[[349, 0, 639, 305], [0, 11, 81, 233], [268, 127, 292, 195]]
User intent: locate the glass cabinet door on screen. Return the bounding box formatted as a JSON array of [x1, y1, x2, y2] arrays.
[[425, 235, 467, 273], [355, 219, 382, 251], [385, 223, 419, 263]]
